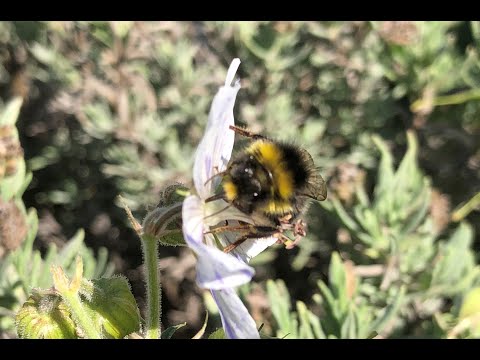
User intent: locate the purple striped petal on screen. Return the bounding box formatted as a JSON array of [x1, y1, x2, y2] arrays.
[[193, 59, 241, 199], [182, 195, 254, 290], [211, 288, 260, 339]]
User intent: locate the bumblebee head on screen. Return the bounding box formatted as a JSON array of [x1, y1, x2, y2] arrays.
[[222, 153, 268, 214]]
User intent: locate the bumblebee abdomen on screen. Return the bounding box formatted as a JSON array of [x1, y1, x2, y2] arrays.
[[246, 140, 296, 201], [278, 143, 311, 189]]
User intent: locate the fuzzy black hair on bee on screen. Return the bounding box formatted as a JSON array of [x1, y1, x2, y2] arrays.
[[208, 125, 327, 253]]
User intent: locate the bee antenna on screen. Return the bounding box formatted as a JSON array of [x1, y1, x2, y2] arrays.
[[229, 125, 266, 140], [204, 193, 224, 203], [203, 203, 232, 220], [204, 169, 227, 186]]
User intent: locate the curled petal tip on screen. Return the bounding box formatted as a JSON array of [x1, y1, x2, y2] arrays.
[[225, 58, 241, 87]]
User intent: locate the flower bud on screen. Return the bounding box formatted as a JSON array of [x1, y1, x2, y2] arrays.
[[16, 290, 77, 339], [156, 183, 189, 207], [143, 183, 187, 246]]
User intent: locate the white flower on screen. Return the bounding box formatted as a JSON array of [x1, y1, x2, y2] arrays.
[[181, 58, 275, 339]]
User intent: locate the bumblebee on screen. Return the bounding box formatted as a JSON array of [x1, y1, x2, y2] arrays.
[[207, 125, 327, 253]]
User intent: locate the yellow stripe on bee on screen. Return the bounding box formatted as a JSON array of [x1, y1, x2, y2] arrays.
[[247, 140, 294, 201], [222, 179, 238, 201], [262, 200, 293, 215]]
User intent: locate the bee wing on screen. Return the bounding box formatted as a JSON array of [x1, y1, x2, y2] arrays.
[[303, 172, 327, 201], [298, 148, 327, 201]]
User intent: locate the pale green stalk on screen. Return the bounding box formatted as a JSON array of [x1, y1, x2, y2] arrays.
[[141, 234, 161, 339]]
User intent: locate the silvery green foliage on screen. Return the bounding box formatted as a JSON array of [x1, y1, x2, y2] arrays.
[[266, 253, 405, 339], [0, 95, 136, 339], [324, 131, 435, 263], [0, 97, 114, 335], [0, 222, 115, 332], [3, 22, 478, 182], [266, 245, 478, 338], [323, 131, 479, 295], [5, 21, 479, 258], [287, 131, 479, 338], [2, 21, 480, 338]]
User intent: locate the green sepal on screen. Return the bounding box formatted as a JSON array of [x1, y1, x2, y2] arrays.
[[161, 322, 187, 339], [81, 276, 141, 339], [208, 328, 225, 339]]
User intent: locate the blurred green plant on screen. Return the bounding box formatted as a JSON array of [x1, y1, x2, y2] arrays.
[[265, 243, 478, 339], [1, 21, 480, 338], [324, 131, 435, 262], [452, 191, 480, 222], [4, 21, 479, 268], [266, 252, 405, 339], [16, 257, 140, 339], [0, 97, 114, 336], [0, 225, 115, 333], [318, 131, 479, 337], [368, 22, 480, 116]]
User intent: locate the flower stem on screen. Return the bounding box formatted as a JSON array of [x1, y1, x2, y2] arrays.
[[61, 291, 102, 339], [452, 191, 480, 222], [141, 234, 161, 339]]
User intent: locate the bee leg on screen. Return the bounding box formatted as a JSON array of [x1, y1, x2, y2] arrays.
[[223, 228, 278, 253], [207, 223, 276, 235], [272, 232, 296, 249], [223, 234, 250, 253], [284, 220, 307, 249], [293, 219, 307, 237], [284, 234, 302, 249], [229, 125, 267, 140], [206, 223, 257, 235], [275, 232, 291, 245]]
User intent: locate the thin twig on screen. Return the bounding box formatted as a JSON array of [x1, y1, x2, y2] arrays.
[[118, 195, 143, 236]]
